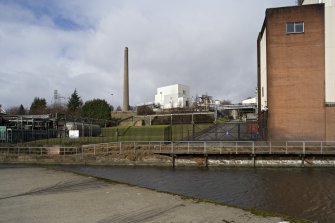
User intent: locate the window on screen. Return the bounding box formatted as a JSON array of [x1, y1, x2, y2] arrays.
[[262, 87, 264, 97], [286, 22, 304, 34]]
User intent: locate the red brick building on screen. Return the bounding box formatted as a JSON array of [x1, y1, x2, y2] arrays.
[[257, 2, 335, 141]]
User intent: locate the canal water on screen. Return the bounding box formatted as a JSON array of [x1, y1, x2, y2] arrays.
[[53, 166, 334, 222]]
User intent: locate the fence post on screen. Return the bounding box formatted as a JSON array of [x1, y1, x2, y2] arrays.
[[160, 142, 162, 152], [94, 144, 96, 155], [303, 141, 305, 155], [188, 141, 190, 154], [204, 141, 206, 154], [171, 141, 174, 154], [220, 141, 222, 154], [252, 141, 255, 155], [134, 142, 136, 154], [119, 142, 122, 154], [235, 142, 238, 154], [321, 141, 323, 154], [269, 141, 272, 154], [286, 142, 288, 154]]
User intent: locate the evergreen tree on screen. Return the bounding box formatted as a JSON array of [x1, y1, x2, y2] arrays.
[[81, 99, 111, 120], [67, 89, 83, 114], [29, 97, 47, 114], [116, 106, 122, 111], [18, 104, 26, 115]]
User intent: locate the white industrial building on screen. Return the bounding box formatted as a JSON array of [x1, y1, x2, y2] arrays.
[[242, 97, 257, 105], [154, 84, 191, 109]]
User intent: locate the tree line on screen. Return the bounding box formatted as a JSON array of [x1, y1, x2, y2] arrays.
[[7, 89, 115, 120]]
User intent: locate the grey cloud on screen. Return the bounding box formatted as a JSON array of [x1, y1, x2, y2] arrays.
[[0, 0, 295, 110]]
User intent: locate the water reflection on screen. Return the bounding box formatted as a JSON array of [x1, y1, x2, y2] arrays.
[[54, 165, 335, 222]]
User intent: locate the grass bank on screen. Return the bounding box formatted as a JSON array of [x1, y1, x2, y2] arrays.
[[25, 124, 212, 146]]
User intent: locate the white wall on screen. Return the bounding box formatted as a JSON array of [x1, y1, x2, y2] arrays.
[[154, 84, 191, 109], [302, 0, 323, 4], [242, 97, 257, 105], [260, 28, 268, 111]]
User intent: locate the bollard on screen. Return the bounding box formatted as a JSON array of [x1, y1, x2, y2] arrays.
[[252, 141, 255, 155], [205, 154, 208, 167], [251, 154, 256, 168], [172, 154, 176, 168]]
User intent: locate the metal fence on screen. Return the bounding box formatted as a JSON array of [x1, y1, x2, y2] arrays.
[[2, 122, 262, 145], [1, 141, 335, 156]]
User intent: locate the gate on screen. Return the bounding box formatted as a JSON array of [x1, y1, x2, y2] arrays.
[[191, 122, 259, 141]]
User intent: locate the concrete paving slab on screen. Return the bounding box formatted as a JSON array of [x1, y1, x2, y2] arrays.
[[0, 166, 287, 223]]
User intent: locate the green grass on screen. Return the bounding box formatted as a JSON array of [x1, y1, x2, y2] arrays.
[[27, 124, 214, 146], [111, 111, 136, 120]]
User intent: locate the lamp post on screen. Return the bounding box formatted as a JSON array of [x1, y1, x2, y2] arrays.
[[111, 93, 114, 111]]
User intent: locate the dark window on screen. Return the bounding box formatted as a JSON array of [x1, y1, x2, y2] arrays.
[[262, 87, 264, 97], [286, 22, 304, 34], [287, 23, 295, 33]]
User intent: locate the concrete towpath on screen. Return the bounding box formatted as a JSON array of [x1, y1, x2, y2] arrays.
[[0, 166, 288, 223]]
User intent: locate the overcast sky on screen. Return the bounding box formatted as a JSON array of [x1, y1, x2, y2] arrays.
[[0, 0, 295, 110]]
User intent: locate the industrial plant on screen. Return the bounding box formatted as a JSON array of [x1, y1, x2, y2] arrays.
[[1, 1, 334, 144]]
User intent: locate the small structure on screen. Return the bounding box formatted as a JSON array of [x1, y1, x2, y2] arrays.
[[0, 105, 6, 114], [194, 94, 215, 111], [242, 97, 257, 105], [154, 84, 191, 109]]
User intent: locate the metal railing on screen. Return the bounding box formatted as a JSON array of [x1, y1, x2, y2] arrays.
[[1, 141, 335, 156]]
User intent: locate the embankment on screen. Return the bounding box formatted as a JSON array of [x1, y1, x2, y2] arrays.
[[1, 152, 335, 167]]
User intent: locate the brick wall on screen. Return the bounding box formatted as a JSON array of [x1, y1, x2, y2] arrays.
[[326, 107, 335, 141], [262, 5, 330, 140]]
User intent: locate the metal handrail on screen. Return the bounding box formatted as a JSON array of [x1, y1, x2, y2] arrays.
[[1, 141, 335, 156]]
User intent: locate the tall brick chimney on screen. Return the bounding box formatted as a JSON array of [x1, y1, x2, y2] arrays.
[[123, 47, 129, 111]]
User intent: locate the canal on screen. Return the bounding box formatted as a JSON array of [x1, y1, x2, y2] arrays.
[[51, 166, 335, 222]]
